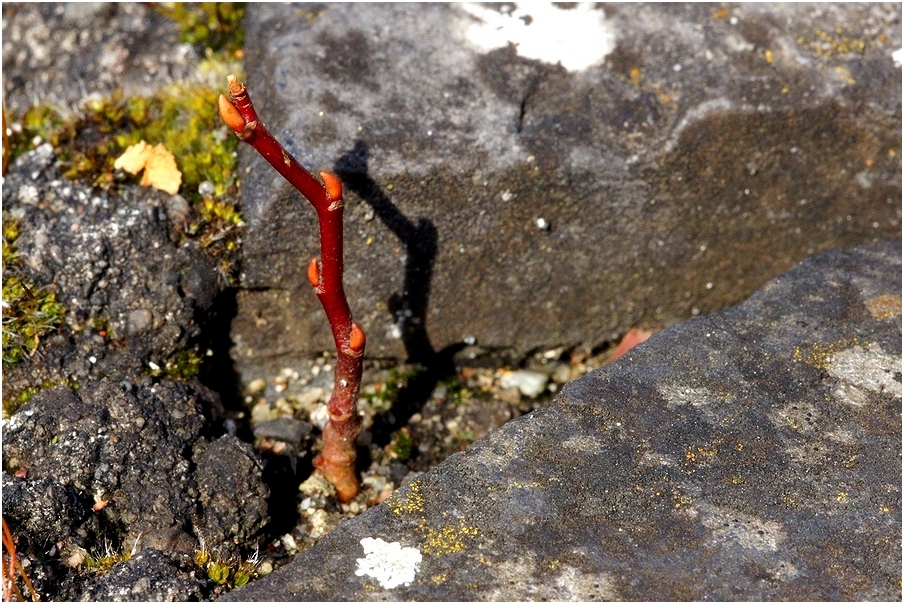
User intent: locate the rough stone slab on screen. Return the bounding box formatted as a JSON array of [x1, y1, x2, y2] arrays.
[[232, 3, 901, 377], [2, 3, 203, 114], [224, 239, 901, 601]]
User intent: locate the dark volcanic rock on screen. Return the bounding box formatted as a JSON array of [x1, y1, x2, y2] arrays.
[[1, 144, 267, 599], [194, 435, 271, 559], [223, 239, 901, 601], [2, 144, 219, 390], [78, 549, 208, 602], [3, 380, 206, 543], [232, 3, 901, 380]]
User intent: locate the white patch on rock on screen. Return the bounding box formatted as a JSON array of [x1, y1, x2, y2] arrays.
[[827, 343, 901, 406], [657, 383, 721, 410], [355, 538, 422, 589], [561, 435, 604, 454], [699, 504, 785, 552], [461, 3, 615, 71]]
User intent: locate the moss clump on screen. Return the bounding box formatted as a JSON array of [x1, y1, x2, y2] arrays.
[[6, 81, 245, 279], [3, 377, 80, 419], [193, 544, 260, 589], [153, 3, 246, 55], [84, 540, 133, 573], [362, 367, 421, 413], [2, 217, 66, 368], [390, 427, 414, 461], [6, 105, 69, 165], [150, 349, 204, 380]]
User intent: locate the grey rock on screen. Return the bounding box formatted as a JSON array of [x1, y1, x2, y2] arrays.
[[223, 239, 901, 601], [252, 417, 314, 444], [1, 474, 90, 545], [78, 549, 208, 602], [3, 381, 206, 536], [232, 3, 901, 377], [2, 3, 199, 114], [193, 435, 271, 559]]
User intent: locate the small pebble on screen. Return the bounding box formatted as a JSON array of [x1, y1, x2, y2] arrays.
[[500, 370, 549, 398], [247, 378, 267, 394], [198, 180, 215, 197]]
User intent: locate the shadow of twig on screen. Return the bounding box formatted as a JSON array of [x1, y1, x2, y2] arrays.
[[334, 141, 463, 433]]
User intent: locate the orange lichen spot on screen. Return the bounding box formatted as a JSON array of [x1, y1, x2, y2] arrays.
[[307, 258, 320, 288], [320, 171, 343, 201], [348, 322, 366, 354], [629, 67, 642, 85], [711, 8, 730, 19], [218, 94, 246, 133], [764, 49, 774, 64]]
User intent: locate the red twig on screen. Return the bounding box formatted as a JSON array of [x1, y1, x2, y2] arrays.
[[219, 76, 365, 502], [2, 517, 39, 602]]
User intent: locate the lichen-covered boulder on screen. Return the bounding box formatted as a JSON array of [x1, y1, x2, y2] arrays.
[[232, 3, 901, 382], [224, 239, 901, 601]]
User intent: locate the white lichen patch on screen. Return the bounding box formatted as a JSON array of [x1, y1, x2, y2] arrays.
[[699, 505, 785, 552], [460, 3, 615, 71], [657, 383, 720, 410], [553, 566, 619, 601], [657, 383, 729, 425], [769, 401, 822, 435], [561, 435, 605, 454], [827, 343, 901, 406], [355, 538, 422, 589]]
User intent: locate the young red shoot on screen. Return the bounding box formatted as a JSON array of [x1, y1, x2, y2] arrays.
[[220, 75, 365, 502], [2, 517, 39, 602]]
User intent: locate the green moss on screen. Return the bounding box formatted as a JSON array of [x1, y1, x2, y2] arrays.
[[3, 377, 80, 419], [84, 542, 132, 573], [193, 544, 260, 589], [150, 349, 204, 380], [6, 80, 246, 280], [153, 3, 246, 55], [441, 376, 470, 407], [363, 367, 421, 413], [390, 427, 414, 461], [207, 561, 231, 585], [2, 217, 66, 368]]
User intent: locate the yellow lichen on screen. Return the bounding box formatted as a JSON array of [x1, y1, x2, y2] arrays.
[[796, 27, 869, 57], [865, 294, 901, 320], [419, 520, 479, 556], [389, 480, 424, 515], [792, 338, 860, 371]]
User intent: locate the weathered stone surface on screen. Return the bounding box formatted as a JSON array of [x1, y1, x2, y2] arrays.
[[2, 3, 201, 114], [194, 435, 271, 557], [1, 146, 266, 598], [224, 239, 901, 601], [2, 145, 219, 389], [233, 3, 901, 378], [77, 549, 208, 602]]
